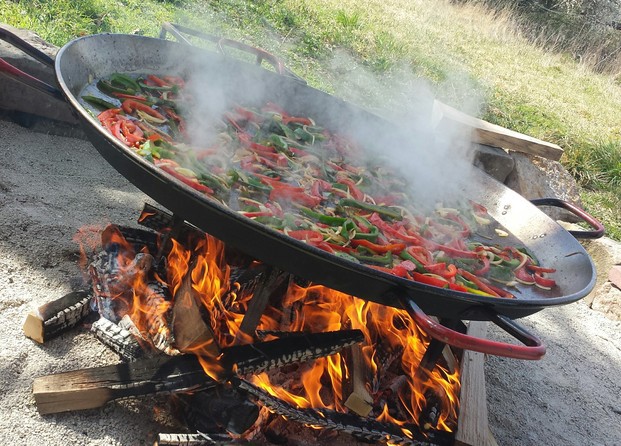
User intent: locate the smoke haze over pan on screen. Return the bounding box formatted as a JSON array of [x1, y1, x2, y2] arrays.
[[174, 34, 484, 210]]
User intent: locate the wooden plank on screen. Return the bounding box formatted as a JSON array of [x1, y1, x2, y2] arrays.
[[433, 100, 564, 161], [454, 321, 499, 446]]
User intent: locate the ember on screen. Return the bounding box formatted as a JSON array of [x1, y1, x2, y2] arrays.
[[70, 204, 461, 445]]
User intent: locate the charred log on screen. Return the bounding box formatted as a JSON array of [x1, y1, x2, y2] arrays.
[[228, 329, 364, 377], [22, 290, 92, 344], [32, 355, 217, 415], [154, 432, 241, 446], [238, 379, 453, 446], [90, 317, 146, 362], [236, 267, 290, 343]]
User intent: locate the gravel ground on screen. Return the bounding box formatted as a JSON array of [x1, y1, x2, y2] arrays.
[[0, 118, 619, 445]]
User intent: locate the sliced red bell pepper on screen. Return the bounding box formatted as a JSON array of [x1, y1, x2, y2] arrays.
[[411, 272, 449, 288], [526, 264, 557, 274], [350, 239, 406, 254], [121, 99, 166, 121], [286, 230, 324, 243], [533, 273, 556, 290], [337, 178, 365, 201], [458, 270, 500, 297], [159, 165, 213, 195], [270, 187, 322, 207]]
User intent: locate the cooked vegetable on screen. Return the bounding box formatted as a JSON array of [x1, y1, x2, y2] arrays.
[[83, 72, 558, 298]]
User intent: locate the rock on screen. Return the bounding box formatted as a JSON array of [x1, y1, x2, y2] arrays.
[[590, 282, 621, 321], [609, 265, 621, 289], [0, 23, 78, 125], [559, 224, 621, 320], [505, 152, 583, 222], [473, 144, 515, 183]]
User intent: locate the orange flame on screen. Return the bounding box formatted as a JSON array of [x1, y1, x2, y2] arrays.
[[81, 226, 460, 433]]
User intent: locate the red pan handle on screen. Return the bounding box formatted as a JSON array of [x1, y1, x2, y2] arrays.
[[530, 198, 605, 239], [403, 299, 546, 360], [0, 27, 64, 101]]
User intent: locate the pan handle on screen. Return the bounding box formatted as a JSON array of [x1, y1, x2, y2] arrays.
[[530, 198, 605, 239], [402, 298, 546, 360], [0, 27, 64, 101], [159, 22, 306, 84]]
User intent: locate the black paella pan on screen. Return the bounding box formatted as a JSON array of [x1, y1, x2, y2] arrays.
[[0, 28, 604, 360]]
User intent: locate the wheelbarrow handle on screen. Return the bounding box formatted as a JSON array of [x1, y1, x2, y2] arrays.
[[403, 299, 546, 360], [530, 198, 605, 239], [0, 26, 64, 101]]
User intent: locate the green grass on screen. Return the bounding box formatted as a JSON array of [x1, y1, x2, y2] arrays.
[[2, 0, 621, 239]]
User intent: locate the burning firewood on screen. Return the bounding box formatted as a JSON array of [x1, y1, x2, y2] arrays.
[[32, 330, 363, 415], [172, 257, 220, 356], [341, 344, 374, 417], [90, 316, 145, 362], [22, 290, 92, 344], [154, 432, 240, 446], [238, 379, 454, 446]]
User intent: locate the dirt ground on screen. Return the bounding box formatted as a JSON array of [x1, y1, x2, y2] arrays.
[[0, 118, 619, 445]]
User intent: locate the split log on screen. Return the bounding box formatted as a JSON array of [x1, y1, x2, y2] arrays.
[[91, 317, 145, 362], [341, 344, 373, 417], [236, 267, 290, 343], [432, 100, 564, 161], [32, 355, 216, 415], [22, 290, 92, 344], [172, 257, 220, 356]]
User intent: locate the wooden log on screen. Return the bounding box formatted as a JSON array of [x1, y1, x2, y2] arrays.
[[236, 267, 290, 342], [454, 321, 499, 446], [32, 355, 216, 415], [172, 258, 220, 356], [154, 432, 236, 445], [341, 344, 373, 417], [91, 317, 145, 362], [23, 290, 92, 344], [432, 100, 564, 161]]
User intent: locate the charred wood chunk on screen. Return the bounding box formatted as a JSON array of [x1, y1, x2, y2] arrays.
[[155, 432, 236, 445], [177, 385, 259, 436], [88, 248, 152, 322], [23, 290, 92, 344], [91, 317, 146, 362]]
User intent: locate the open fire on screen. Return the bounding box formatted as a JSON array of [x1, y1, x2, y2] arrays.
[[70, 204, 461, 445]]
